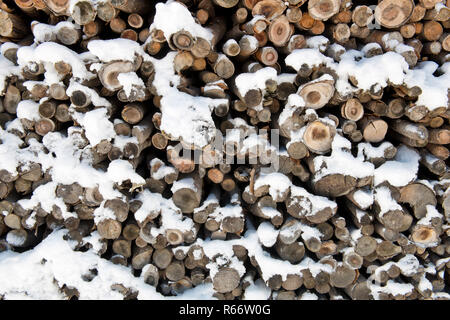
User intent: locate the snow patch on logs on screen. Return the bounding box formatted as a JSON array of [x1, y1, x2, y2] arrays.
[[0, 229, 206, 299], [150, 0, 214, 43], [286, 48, 450, 111], [17, 42, 94, 83], [72, 108, 115, 146], [312, 134, 374, 184], [373, 145, 420, 187]]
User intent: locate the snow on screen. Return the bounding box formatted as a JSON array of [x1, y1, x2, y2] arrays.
[[313, 134, 374, 182], [290, 185, 337, 218], [16, 100, 41, 122], [17, 42, 94, 84], [149, 158, 177, 181], [416, 205, 442, 226], [361, 43, 381, 55], [113, 135, 138, 151], [278, 94, 305, 126], [0, 53, 21, 94], [66, 81, 111, 108], [32, 20, 80, 44], [132, 188, 195, 239], [370, 280, 414, 299], [276, 73, 296, 84], [234, 67, 278, 98], [18, 181, 76, 220], [72, 108, 115, 146], [351, 188, 373, 210], [93, 205, 116, 224], [87, 38, 145, 63], [306, 36, 329, 51], [257, 222, 279, 247], [374, 186, 402, 217], [209, 203, 244, 228], [285, 48, 333, 71], [336, 50, 408, 94], [299, 291, 318, 300], [396, 255, 420, 277], [404, 61, 450, 110], [117, 72, 145, 97], [0, 229, 167, 300], [243, 279, 272, 300], [107, 160, 146, 188], [299, 224, 323, 242], [254, 172, 291, 201], [171, 177, 197, 194], [145, 52, 226, 148], [357, 142, 396, 160], [150, 0, 213, 42], [285, 49, 449, 111], [134, 189, 178, 223], [0, 3, 448, 300], [373, 145, 420, 187]]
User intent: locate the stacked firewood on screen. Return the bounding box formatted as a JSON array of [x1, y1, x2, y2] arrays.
[[0, 0, 449, 300]]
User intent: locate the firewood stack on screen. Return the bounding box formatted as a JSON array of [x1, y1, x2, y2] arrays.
[[0, 0, 448, 300]]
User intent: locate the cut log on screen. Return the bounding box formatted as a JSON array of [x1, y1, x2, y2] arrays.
[[374, 0, 415, 28], [212, 0, 239, 8], [275, 240, 305, 263], [165, 261, 185, 282], [0, 11, 28, 38], [213, 267, 240, 293], [419, 149, 446, 176], [330, 264, 357, 288], [97, 1, 118, 22], [268, 15, 292, 47], [428, 128, 450, 145], [252, 0, 286, 20], [302, 120, 336, 154], [98, 61, 135, 92], [341, 98, 364, 121], [127, 13, 143, 29], [308, 0, 340, 21], [171, 174, 203, 214], [152, 248, 173, 269], [132, 245, 153, 270], [35, 118, 56, 136], [38, 100, 57, 119], [255, 46, 278, 66], [110, 17, 127, 33], [298, 78, 334, 109], [426, 144, 449, 160], [422, 21, 443, 41], [352, 5, 374, 27], [399, 183, 436, 219], [222, 39, 240, 57], [112, 239, 132, 258], [97, 219, 122, 240], [56, 25, 81, 45], [142, 264, 159, 287], [70, 0, 96, 25], [360, 116, 388, 143], [122, 103, 145, 124]]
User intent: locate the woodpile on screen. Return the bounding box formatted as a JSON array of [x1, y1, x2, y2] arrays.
[[0, 0, 448, 300]]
